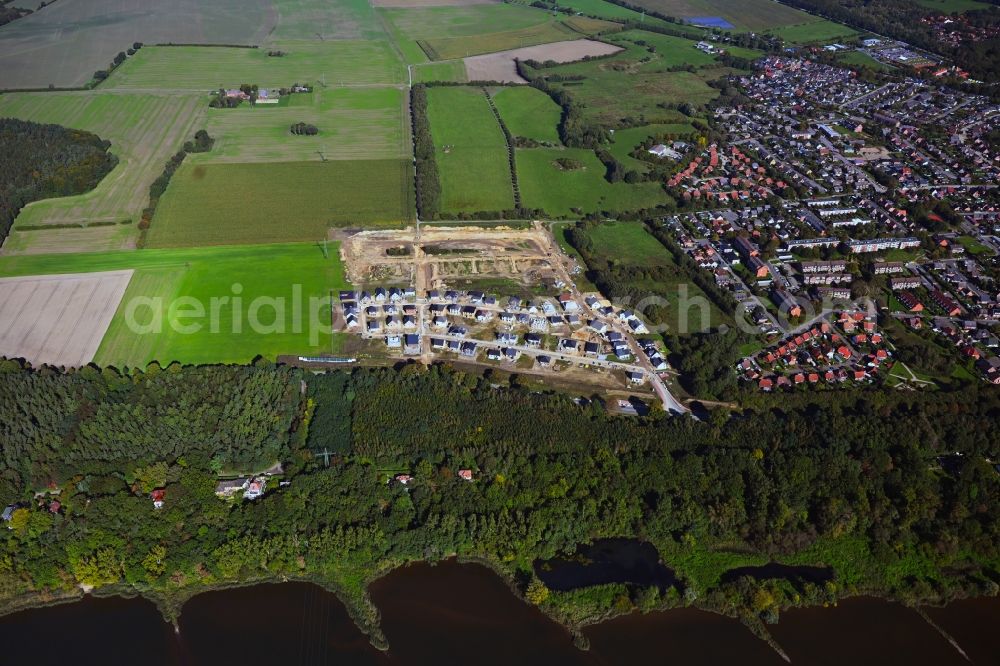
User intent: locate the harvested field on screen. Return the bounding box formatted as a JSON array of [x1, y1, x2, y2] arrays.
[[373, 0, 497, 6], [0, 0, 277, 89], [463, 39, 622, 83], [0, 270, 132, 366], [0, 91, 205, 252]]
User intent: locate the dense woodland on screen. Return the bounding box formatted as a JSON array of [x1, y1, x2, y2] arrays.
[[0, 360, 996, 640], [0, 118, 117, 245]]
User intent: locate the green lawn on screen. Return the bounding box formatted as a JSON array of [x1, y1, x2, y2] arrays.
[[104, 42, 406, 89], [765, 20, 858, 45], [0, 91, 205, 252], [492, 86, 562, 144], [607, 122, 698, 173], [199, 87, 409, 163], [426, 87, 514, 213], [518, 148, 670, 217], [0, 243, 349, 366], [147, 159, 415, 247]]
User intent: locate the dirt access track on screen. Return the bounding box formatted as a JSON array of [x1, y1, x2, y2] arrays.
[[0, 270, 132, 367], [340, 223, 563, 292], [464, 39, 623, 83]]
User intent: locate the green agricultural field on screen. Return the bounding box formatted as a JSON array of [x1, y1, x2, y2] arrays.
[[765, 20, 857, 45], [199, 87, 409, 163], [418, 16, 615, 61], [516, 148, 670, 217], [380, 4, 554, 41], [426, 87, 514, 213], [607, 122, 699, 173], [0, 91, 205, 253], [147, 160, 414, 248], [0, 243, 349, 366], [492, 86, 562, 144], [514, 0, 704, 35], [267, 0, 384, 40], [609, 30, 718, 68], [412, 60, 468, 83], [622, 0, 821, 31], [104, 42, 406, 90]]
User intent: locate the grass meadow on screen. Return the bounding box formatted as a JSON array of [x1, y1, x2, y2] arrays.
[[0, 243, 350, 366], [548, 60, 724, 126], [381, 3, 555, 41], [200, 87, 409, 163], [0, 91, 205, 253], [516, 148, 670, 216], [492, 86, 562, 144], [426, 87, 514, 213], [765, 20, 858, 45], [147, 160, 414, 247], [104, 42, 406, 89], [412, 60, 468, 83], [420, 17, 615, 60], [610, 30, 718, 67]]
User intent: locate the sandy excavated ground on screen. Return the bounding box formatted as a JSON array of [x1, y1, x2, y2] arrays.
[[464, 39, 623, 83], [372, 0, 495, 6], [0, 270, 133, 367]]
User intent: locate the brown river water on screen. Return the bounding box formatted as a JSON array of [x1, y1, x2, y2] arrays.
[[0, 560, 995, 665]]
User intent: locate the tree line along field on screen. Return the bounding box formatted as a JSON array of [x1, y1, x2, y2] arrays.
[[0, 91, 205, 254], [103, 42, 406, 90], [0, 242, 350, 366], [425, 87, 515, 214], [491, 86, 675, 217], [146, 159, 415, 248], [200, 87, 410, 163]]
